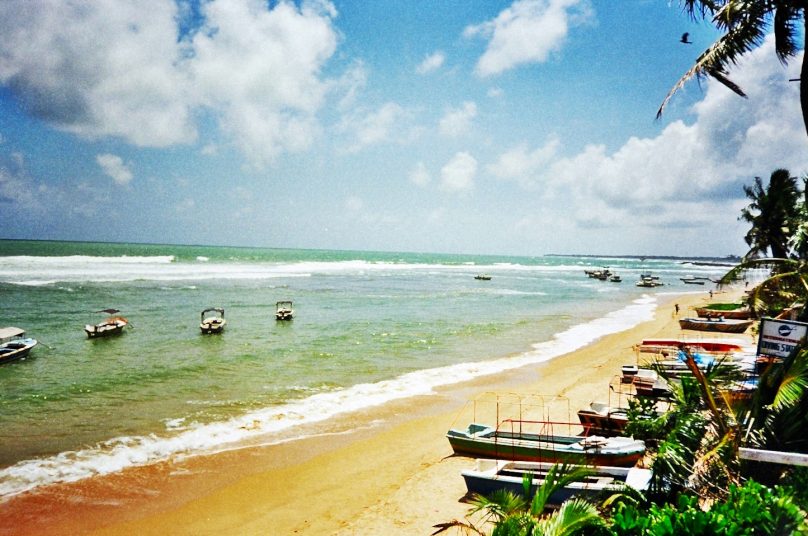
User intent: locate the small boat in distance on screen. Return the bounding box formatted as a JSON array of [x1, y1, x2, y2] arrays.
[[461, 459, 652, 507], [474, 274, 492, 280], [276, 301, 294, 321], [446, 421, 645, 467], [679, 317, 753, 334], [680, 276, 706, 285], [200, 307, 226, 334], [636, 273, 663, 287], [610, 275, 622, 283], [85, 309, 129, 338], [0, 327, 38, 365]]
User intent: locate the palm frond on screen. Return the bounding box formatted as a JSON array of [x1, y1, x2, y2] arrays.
[[657, 4, 768, 119], [530, 463, 594, 515], [431, 520, 485, 536], [772, 349, 808, 410], [536, 498, 605, 536], [773, 6, 800, 63], [467, 490, 527, 523]]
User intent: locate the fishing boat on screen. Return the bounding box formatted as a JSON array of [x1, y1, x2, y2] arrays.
[[576, 402, 629, 437], [638, 338, 750, 354], [84, 309, 129, 338], [200, 307, 226, 334], [0, 327, 38, 365], [680, 276, 707, 285], [679, 317, 753, 334], [694, 306, 752, 320], [474, 274, 492, 281], [610, 275, 622, 283], [446, 421, 645, 467], [461, 459, 652, 506], [636, 274, 663, 287], [275, 301, 294, 321]]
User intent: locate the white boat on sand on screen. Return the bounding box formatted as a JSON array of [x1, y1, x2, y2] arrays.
[[462, 459, 652, 506]]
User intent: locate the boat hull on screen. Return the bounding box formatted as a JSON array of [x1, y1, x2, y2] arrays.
[[678, 318, 752, 334], [461, 460, 651, 506], [694, 307, 752, 320], [200, 319, 226, 334], [85, 320, 128, 338], [0, 338, 37, 364], [446, 424, 644, 467]]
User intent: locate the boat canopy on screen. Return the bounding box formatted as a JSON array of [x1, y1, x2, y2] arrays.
[[276, 301, 293, 309], [201, 307, 225, 320], [0, 327, 25, 341]]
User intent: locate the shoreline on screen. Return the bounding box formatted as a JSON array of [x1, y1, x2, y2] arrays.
[[0, 288, 751, 535]]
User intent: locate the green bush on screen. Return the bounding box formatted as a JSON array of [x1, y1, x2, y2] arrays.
[[608, 480, 808, 535]]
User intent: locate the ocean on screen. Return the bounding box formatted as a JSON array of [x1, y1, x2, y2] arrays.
[[0, 240, 731, 500]]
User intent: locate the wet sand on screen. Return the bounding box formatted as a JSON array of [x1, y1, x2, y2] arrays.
[[0, 289, 751, 535]]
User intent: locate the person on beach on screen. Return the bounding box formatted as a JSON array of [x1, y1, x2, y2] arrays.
[[674, 303, 679, 315]]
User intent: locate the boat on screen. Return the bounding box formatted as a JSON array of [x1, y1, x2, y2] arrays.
[[461, 459, 652, 506], [275, 301, 294, 321], [84, 309, 129, 338], [629, 369, 672, 398], [446, 421, 645, 467], [576, 402, 629, 437], [200, 307, 226, 334], [680, 277, 706, 285], [638, 338, 750, 354], [679, 317, 753, 334], [0, 327, 38, 364], [610, 275, 622, 283], [694, 306, 752, 320], [474, 274, 492, 281], [636, 274, 663, 287]]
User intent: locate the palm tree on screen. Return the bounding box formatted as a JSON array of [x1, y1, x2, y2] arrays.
[[432, 464, 607, 536], [659, 2, 808, 138], [738, 169, 802, 260], [719, 256, 808, 318]]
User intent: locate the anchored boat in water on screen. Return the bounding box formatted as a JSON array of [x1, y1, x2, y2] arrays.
[[275, 301, 294, 321], [0, 327, 38, 365], [200, 307, 226, 334], [85, 309, 129, 338]]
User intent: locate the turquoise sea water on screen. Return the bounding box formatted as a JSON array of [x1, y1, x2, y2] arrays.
[[0, 240, 731, 499]]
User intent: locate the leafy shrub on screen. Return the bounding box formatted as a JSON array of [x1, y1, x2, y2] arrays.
[[608, 480, 808, 535]]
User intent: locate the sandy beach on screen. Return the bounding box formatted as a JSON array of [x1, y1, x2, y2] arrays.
[[1, 288, 752, 535]]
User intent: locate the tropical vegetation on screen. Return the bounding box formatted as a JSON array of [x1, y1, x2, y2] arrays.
[[437, 167, 808, 534]]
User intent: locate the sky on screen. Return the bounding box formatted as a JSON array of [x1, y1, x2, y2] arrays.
[[1, 0, 807, 257]]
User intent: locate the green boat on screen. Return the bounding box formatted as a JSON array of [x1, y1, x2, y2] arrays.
[[447, 421, 645, 467]]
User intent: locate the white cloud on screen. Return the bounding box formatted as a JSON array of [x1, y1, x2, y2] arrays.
[[416, 51, 445, 74], [440, 152, 477, 192], [342, 102, 406, 153], [488, 137, 561, 189], [410, 162, 431, 187], [491, 35, 808, 231], [464, 0, 593, 77], [96, 154, 133, 186], [0, 0, 339, 167], [439, 101, 478, 138]]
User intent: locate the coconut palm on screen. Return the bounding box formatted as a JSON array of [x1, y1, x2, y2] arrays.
[[659, 2, 808, 138], [719, 257, 808, 318], [738, 169, 802, 260], [432, 464, 607, 536]]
